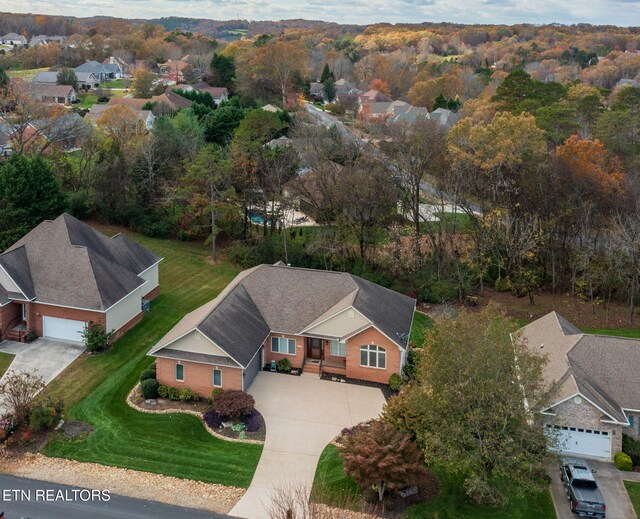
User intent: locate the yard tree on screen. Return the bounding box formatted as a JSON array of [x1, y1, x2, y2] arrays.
[[0, 371, 45, 425], [210, 53, 235, 90], [383, 118, 447, 270], [338, 420, 427, 502], [131, 67, 156, 99], [181, 144, 234, 261], [0, 154, 67, 251], [56, 68, 78, 92], [384, 304, 551, 506]]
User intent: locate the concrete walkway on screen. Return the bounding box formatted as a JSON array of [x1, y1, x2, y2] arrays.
[[0, 338, 85, 415], [230, 372, 386, 519], [548, 459, 636, 519]]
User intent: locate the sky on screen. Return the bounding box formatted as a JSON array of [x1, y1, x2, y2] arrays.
[[3, 0, 639, 27]]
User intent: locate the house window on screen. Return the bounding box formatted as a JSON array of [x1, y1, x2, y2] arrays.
[[271, 337, 296, 355], [330, 340, 347, 357], [360, 345, 386, 369], [630, 415, 635, 429], [213, 368, 222, 387], [175, 363, 184, 381]]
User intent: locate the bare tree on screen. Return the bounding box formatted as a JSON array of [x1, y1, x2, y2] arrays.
[[0, 371, 45, 424]]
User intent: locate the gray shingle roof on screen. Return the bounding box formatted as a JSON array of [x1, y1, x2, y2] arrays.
[[157, 348, 241, 368], [151, 264, 415, 368], [32, 71, 59, 84], [0, 214, 161, 310]]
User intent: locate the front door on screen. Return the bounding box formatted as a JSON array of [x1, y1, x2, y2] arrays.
[[306, 338, 323, 360]]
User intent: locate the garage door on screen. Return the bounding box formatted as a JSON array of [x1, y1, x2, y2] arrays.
[[545, 424, 611, 459], [42, 316, 86, 342]]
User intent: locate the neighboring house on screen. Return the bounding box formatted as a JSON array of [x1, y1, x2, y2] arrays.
[[29, 35, 66, 46], [521, 311, 640, 461], [262, 104, 280, 113], [87, 103, 155, 131], [1, 33, 27, 46], [159, 59, 190, 82], [74, 61, 114, 83], [32, 71, 59, 85], [360, 89, 392, 104], [28, 83, 77, 105], [149, 263, 415, 396], [428, 108, 460, 128], [103, 56, 131, 76], [0, 214, 162, 343], [31, 113, 89, 150], [359, 101, 393, 122], [309, 82, 326, 102], [0, 122, 14, 158], [391, 105, 429, 123], [334, 78, 362, 95], [190, 82, 229, 104], [75, 72, 101, 89], [106, 93, 191, 113]]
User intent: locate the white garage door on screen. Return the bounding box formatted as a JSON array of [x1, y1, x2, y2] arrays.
[[42, 316, 86, 343], [545, 424, 611, 459]]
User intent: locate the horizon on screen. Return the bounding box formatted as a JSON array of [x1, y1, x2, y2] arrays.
[[2, 1, 639, 29]]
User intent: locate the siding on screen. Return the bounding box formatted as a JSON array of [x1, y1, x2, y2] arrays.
[[0, 266, 22, 294], [169, 329, 230, 358], [106, 287, 142, 334], [156, 357, 242, 397], [305, 307, 369, 338], [140, 264, 159, 298], [244, 348, 262, 390]]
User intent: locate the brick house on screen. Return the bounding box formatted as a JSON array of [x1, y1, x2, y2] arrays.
[[149, 263, 415, 396], [0, 214, 162, 343], [520, 312, 640, 461]]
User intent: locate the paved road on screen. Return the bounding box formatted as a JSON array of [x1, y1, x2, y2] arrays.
[[0, 475, 231, 519], [548, 460, 636, 519], [303, 102, 482, 215], [230, 372, 385, 519]]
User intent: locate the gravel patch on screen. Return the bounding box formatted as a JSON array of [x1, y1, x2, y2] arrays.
[[0, 453, 244, 514]]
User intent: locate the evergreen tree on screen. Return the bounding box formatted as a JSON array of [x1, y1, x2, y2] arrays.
[[210, 53, 236, 90]]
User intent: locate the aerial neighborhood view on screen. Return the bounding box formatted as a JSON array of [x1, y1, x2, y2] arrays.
[[0, 0, 640, 518]]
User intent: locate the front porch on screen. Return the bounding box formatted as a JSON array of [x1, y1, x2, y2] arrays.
[[302, 337, 347, 376], [0, 301, 28, 342]]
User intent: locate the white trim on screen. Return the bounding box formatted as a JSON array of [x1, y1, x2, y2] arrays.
[[213, 368, 222, 388], [137, 258, 164, 276], [329, 339, 347, 357], [545, 391, 624, 425], [103, 281, 147, 313], [271, 336, 297, 356], [359, 344, 387, 370], [30, 299, 105, 313], [623, 408, 640, 413], [0, 263, 29, 301], [148, 328, 195, 355], [175, 362, 184, 382]]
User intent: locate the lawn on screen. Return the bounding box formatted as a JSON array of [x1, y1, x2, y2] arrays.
[[0, 352, 15, 378], [42, 230, 263, 488], [624, 481, 640, 515], [583, 327, 640, 338], [312, 445, 556, 519], [76, 94, 98, 109], [410, 311, 433, 348], [6, 67, 49, 80], [98, 79, 128, 89]]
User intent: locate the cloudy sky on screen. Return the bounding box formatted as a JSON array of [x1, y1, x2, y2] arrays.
[[4, 0, 639, 26]]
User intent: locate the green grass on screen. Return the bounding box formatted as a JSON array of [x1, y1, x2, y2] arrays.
[[6, 67, 49, 80], [410, 311, 433, 348], [312, 445, 556, 519], [0, 352, 15, 378], [76, 94, 98, 109], [42, 231, 263, 487], [419, 212, 473, 233], [624, 481, 640, 515], [98, 79, 128, 89], [583, 327, 640, 338]]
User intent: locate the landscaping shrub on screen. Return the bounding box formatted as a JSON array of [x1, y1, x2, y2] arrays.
[[29, 399, 63, 433], [231, 422, 246, 432], [139, 369, 156, 383], [179, 388, 197, 402], [168, 387, 180, 400], [623, 434, 640, 467], [389, 373, 403, 392], [244, 412, 261, 432], [82, 323, 112, 353], [277, 358, 292, 373], [141, 379, 159, 399], [213, 390, 255, 419], [211, 388, 224, 400], [203, 409, 223, 429], [157, 384, 169, 398], [615, 452, 633, 471]]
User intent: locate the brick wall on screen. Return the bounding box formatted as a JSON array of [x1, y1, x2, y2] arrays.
[[545, 397, 623, 459], [26, 303, 104, 337], [143, 286, 160, 301], [156, 357, 243, 397], [345, 327, 401, 385], [625, 411, 640, 441], [0, 302, 21, 339], [265, 333, 305, 369], [111, 312, 143, 341]]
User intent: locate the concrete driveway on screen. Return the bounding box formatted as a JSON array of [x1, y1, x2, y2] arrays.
[[230, 372, 386, 519], [549, 459, 636, 519], [0, 338, 85, 414]]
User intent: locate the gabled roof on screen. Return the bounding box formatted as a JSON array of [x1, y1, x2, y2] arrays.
[[521, 311, 640, 424], [0, 214, 161, 311], [75, 61, 108, 74], [32, 71, 59, 84], [150, 264, 415, 368]]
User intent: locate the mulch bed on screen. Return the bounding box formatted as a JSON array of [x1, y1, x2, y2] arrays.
[[60, 420, 93, 439], [262, 365, 302, 376], [319, 372, 395, 401], [361, 470, 439, 518], [212, 411, 266, 443]]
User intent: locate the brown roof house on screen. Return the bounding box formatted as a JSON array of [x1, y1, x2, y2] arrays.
[[149, 263, 415, 396], [520, 311, 640, 461], [0, 214, 162, 343]]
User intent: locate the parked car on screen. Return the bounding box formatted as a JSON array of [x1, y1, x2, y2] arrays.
[[560, 457, 606, 517]]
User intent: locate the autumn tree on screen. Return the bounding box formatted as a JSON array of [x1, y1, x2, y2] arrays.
[[385, 304, 551, 505], [131, 67, 156, 98], [338, 421, 427, 502], [0, 371, 45, 425]]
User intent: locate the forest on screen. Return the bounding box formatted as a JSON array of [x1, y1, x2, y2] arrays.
[[1, 13, 640, 322]]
